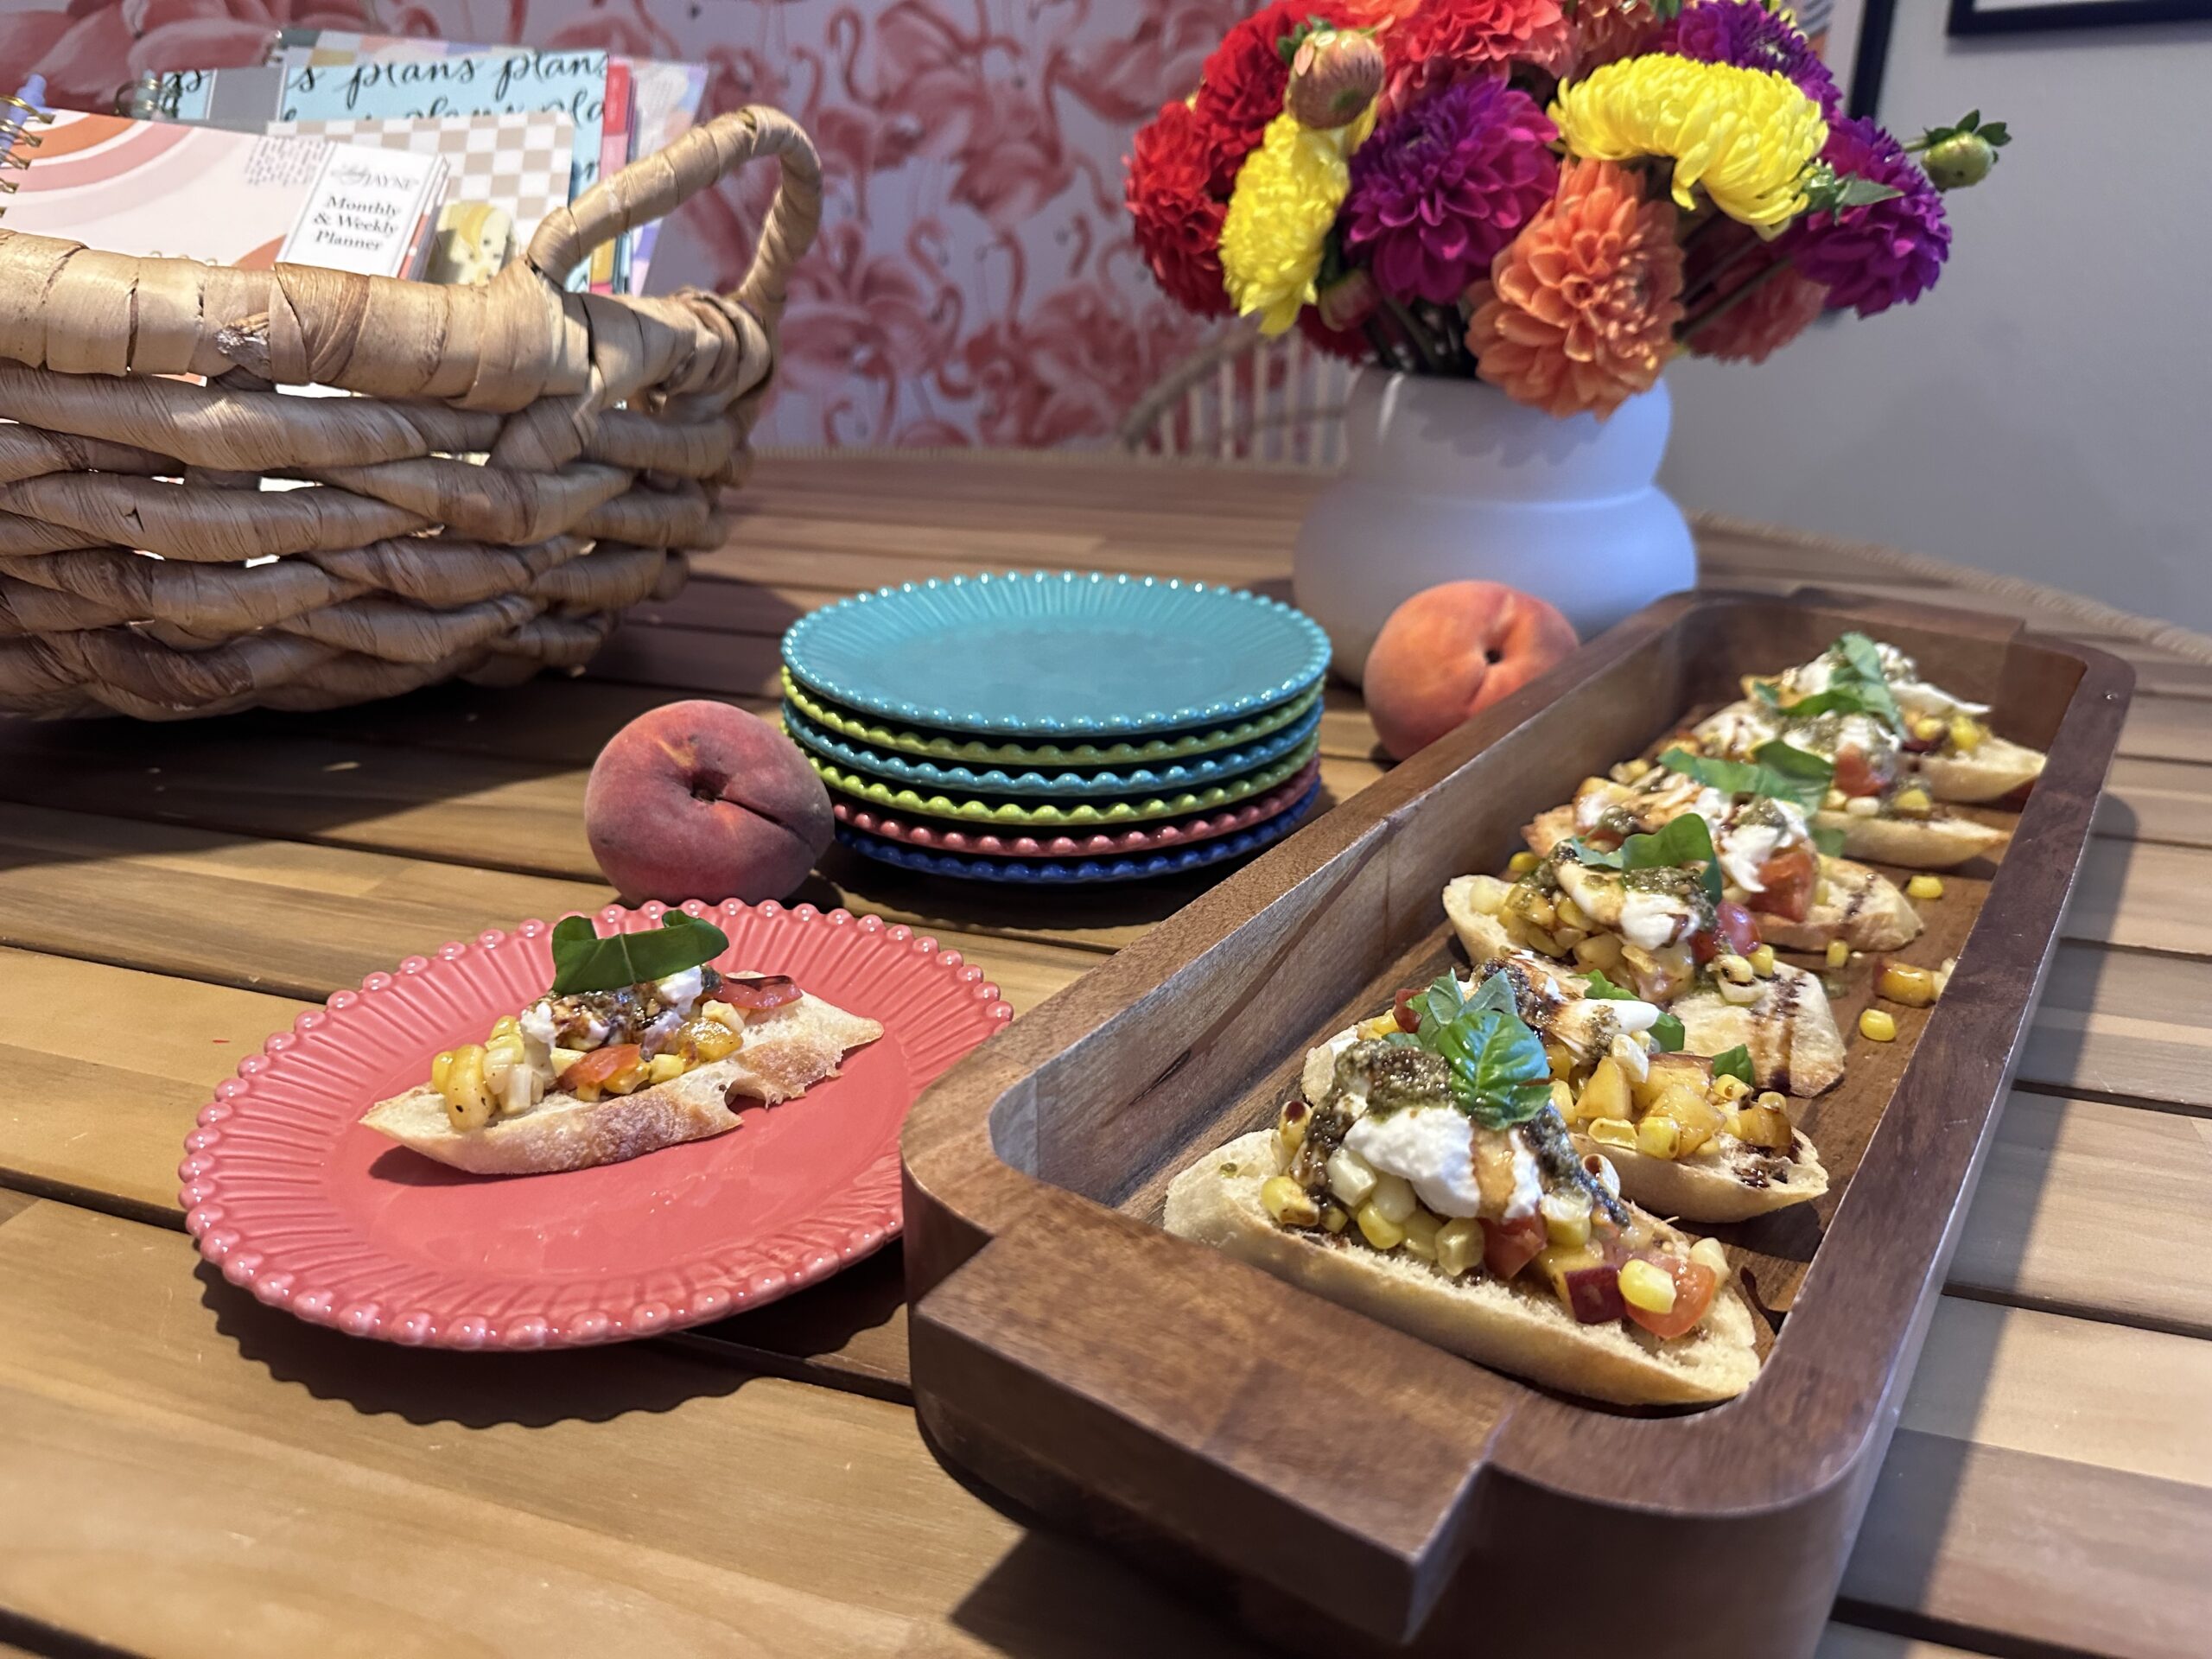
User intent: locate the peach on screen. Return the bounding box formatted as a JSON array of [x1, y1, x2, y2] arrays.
[[585, 701, 834, 904], [1363, 582, 1579, 761]]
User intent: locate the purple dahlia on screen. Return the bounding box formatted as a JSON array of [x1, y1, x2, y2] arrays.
[[1342, 76, 1559, 308], [1654, 0, 1841, 114], [1783, 115, 1952, 317]]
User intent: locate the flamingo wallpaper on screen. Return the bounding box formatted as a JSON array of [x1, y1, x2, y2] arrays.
[[0, 0, 1241, 448]]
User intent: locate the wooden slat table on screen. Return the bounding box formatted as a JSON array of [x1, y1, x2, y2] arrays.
[[4, 451, 2208, 1659]]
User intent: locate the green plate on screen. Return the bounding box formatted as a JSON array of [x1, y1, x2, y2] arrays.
[[804, 737, 1323, 826], [781, 671, 1323, 767]]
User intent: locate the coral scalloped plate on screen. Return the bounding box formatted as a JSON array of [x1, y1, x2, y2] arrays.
[[177, 901, 1011, 1350]]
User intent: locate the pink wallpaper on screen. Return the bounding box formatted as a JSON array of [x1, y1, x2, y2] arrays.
[[0, 0, 1240, 448]]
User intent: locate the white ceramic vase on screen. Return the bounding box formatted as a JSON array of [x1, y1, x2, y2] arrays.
[[1292, 370, 1695, 684]]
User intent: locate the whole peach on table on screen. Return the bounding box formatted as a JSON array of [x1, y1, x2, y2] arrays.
[[1363, 582, 1579, 761], [585, 701, 835, 904]]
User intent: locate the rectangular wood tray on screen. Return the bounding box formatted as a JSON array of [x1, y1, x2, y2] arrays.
[[900, 590, 2133, 1658]]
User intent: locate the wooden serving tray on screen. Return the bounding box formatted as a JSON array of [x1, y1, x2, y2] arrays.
[[900, 591, 2133, 1658]]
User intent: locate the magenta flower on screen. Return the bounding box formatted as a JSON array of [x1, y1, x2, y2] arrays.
[[1783, 116, 1952, 317], [1653, 0, 1841, 114], [1342, 77, 1559, 308]]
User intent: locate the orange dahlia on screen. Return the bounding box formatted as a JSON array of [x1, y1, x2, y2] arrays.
[[1464, 158, 1684, 420], [1686, 258, 1828, 364]]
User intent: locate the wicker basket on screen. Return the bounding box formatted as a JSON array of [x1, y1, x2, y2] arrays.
[[0, 105, 820, 719]]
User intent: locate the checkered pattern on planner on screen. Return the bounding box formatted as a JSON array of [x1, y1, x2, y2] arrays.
[[272, 111, 575, 247], [0, 107, 822, 720]]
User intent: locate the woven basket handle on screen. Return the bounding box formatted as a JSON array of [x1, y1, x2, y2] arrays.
[[523, 105, 822, 329]]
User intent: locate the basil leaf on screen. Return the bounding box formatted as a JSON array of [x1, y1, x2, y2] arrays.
[[1710, 1044, 1754, 1086], [1834, 632, 1904, 732], [1572, 812, 1722, 907], [1427, 1007, 1554, 1132], [1580, 968, 1634, 1000], [1657, 741, 1834, 812], [1765, 683, 1882, 722], [1650, 1011, 1686, 1052], [548, 912, 730, 996], [1811, 823, 1847, 856]]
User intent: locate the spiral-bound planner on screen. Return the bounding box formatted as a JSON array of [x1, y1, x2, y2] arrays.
[[0, 74, 55, 213], [0, 96, 446, 278]]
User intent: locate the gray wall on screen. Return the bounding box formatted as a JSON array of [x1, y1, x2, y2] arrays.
[[1662, 2, 2212, 632]]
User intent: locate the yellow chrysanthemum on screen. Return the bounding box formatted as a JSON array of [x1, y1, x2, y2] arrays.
[[1551, 54, 1827, 232], [1218, 111, 1368, 334]]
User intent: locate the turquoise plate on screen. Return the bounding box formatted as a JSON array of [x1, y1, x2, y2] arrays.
[[780, 571, 1331, 738], [781, 699, 1325, 797]]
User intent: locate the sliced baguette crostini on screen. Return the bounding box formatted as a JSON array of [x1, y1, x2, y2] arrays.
[[361, 912, 884, 1179], [1166, 1131, 1760, 1405], [1743, 634, 2046, 804], [1522, 766, 1921, 954], [364, 989, 883, 1176], [1445, 860, 1847, 1097], [1385, 945, 1828, 1220]]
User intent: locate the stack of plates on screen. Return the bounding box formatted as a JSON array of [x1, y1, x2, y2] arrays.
[[780, 572, 1332, 884]]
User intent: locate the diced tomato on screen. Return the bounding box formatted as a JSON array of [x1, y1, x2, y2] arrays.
[[1692, 900, 1763, 963], [1480, 1212, 1548, 1281], [1563, 1265, 1625, 1325], [1623, 1258, 1719, 1340], [1833, 747, 1884, 798], [1751, 844, 1817, 924], [1393, 988, 1422, 1033], [558, 1042, 643, 1091], [711, 974, 802, 1012]]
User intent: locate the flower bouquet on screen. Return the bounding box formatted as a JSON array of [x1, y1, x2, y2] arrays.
[[1127, 0, 2006, 418], [1126, 2, 2008, 668]]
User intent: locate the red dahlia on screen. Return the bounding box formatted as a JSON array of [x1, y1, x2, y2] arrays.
[[1126, 99, 1234, 317]]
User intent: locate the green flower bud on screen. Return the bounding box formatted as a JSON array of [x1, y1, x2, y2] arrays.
[[1922, 131, 1995, 191]]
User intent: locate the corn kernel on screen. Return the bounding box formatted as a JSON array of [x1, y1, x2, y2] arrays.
[[702, 1001, 746, 1033], [1545, 1039, 1576, 1080], [1636, 1116, 1681, 1160], [1320, 1203, 1349, 1235], [430, 1049, 456, 1092], [1707, 1073, 1752, 1106], [1906, 874, 1944, 900], [1748, 944, 1776, 977], [1556, 897, 1594, 934], [1435, 1217, 1483, 1277], [1859, 1007, 1897, 1042], [438, 1043, 493, 1132], [1910, 714, 1948, 743], [1261, 1175, 1319, 1227], [1541, 1187, 1592, 1248], [1825, 939, 1850, 969], [1277, 1099, 1310, 1154], [1823, 787, 1848, 811], [1508, 850, 1541, 876], [1588, 1116, 1638, 1152], [1950, 715, 1984, 753], [1715, 953, 1755, 986], [1845, 795, 1881, 817], [1618, 1258, 1677, 1314], [1690, 1236, 1731, 1280], [1369, 1173, 1418, 1225], [1357, 1013, 1401, 1040], [1892, 786, 1934, 817], [1400, 1208, 1443, 1261], [646, 1053, 688, 1085], [1550, 1077, 1574, 1117], [1356, 1201, 1407, 1251], [1878, 962, 1942, 1007]]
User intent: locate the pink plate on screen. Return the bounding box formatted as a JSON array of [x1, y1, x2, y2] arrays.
[[178, 900, 1011, 1349], [834, 758, 1324, 857]]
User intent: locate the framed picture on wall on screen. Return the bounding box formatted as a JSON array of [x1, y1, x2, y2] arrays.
[[1950, 0, 2212, 30], [1817, 0, 1902, 119]]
